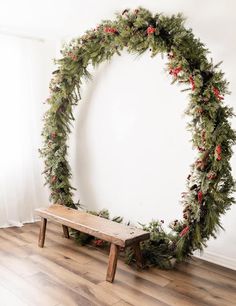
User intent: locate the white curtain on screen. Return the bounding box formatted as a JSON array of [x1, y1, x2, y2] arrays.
[[0, 33, 54, 227]]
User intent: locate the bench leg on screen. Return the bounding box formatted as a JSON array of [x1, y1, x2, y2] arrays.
[[133, 242, 144, 269], [106, 243, 119, 283], [38, 218, 47, 248], [62, 225, 70, 239]]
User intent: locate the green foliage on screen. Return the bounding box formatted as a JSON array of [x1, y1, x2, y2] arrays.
[[130, 220, 177, 269], [40, 7, 236, 268]]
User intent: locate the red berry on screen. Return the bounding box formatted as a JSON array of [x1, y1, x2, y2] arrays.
[[95, 239, 104, 246], [104, 27, 118, 34], [170, 66, 182, 78], [197, 191, 203, 204], [179, 226, 190, 237], [207, 171, 217, 180], [213, 87, 224, 100], [189, 76, 195, 91], [146, 26, 156, 34], [51, 132, 56, 139], [51, 176, 57, 184], [216, 145, 222, 154]]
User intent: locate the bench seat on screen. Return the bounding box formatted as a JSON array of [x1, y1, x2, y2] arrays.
[[35, 204, 150, 282]]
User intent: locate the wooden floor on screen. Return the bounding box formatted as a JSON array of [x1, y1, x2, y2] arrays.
[[0, 222, 235, 306]]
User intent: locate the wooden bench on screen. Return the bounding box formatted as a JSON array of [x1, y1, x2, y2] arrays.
[[35, 204, 150, 282]]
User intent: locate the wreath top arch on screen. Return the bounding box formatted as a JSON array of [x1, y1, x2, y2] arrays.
[[41, 8, 236, 268]]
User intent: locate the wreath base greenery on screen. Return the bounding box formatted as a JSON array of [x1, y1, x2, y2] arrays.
[[41, 8, 236, 269], [70, 209, 177, 269]]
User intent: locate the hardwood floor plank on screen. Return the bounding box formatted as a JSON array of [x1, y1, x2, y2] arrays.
[[153, 265, 236, 304], [0, 283, 28, 306], [101, 271, 207, 306], [86, 259, 206, 306], [176, 261, 236, 289], [112, 300, 133, 306], [190, 257, 236, 281], [203, 295, 236, 306], [0, 264, 57, 306], [0, 228, 28, 246], [0, 221, 235, 306], [42, 228, 171, 286], [0, 236, 31, 257], [85, 259, 169, 287], [0, 253, 41, 277], [26, 271, 96, 306], [29, 253, 120, 305], [166, 278, 235, 306], [100, 280, 169, 306], [49, 244, 92, 264]]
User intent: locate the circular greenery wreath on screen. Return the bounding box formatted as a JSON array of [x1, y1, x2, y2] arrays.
[[41, 8, 236, 268]]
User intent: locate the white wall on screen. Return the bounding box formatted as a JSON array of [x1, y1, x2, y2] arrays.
[[1, 0, 235, 269], [70, 54, 190, 225]]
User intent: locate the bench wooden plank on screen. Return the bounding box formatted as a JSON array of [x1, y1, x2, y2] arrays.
[[35, 204, 150, 247], [35, 204, 150, 283], [106, 243, 119, 282], [38, 218, 47, 248]]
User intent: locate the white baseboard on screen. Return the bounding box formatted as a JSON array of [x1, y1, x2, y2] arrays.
[[194, 250, 236, 271]]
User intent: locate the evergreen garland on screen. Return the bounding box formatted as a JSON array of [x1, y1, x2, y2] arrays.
[[40, 8, 236, 268]]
